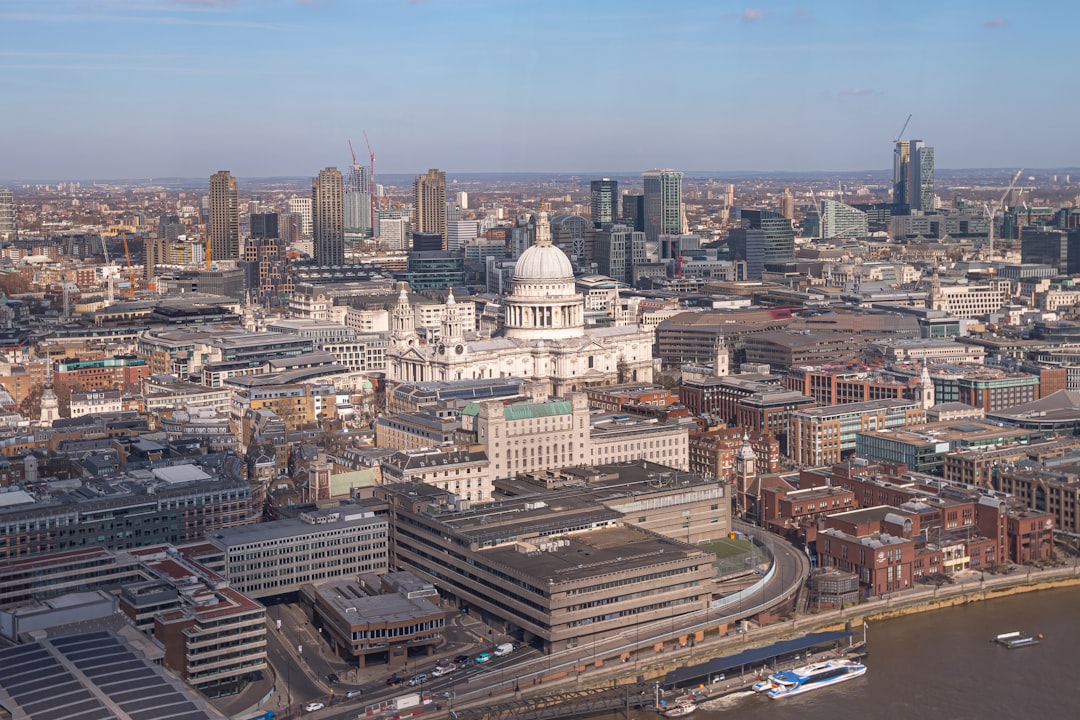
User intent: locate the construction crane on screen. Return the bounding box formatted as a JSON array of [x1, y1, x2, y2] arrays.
[[893, 113, 913, 144], [983, 169, 1023, 260], [121, 234, 135, 298], [363, 130, 376, 232]]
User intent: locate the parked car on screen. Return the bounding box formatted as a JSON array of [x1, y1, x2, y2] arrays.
[[346, 690, 364, 699], [475, 652, 492, 664], [408, 673, 428, 686], [304, 703, 325, 712]]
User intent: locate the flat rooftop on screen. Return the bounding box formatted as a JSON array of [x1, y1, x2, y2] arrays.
[[208, 512, 385, 547], [481, 524, 703, 585]]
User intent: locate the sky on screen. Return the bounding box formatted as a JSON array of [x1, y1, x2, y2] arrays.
[[1, 0, 1076, 180]]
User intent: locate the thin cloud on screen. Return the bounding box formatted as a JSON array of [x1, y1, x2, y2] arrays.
[[167, 0, 237, 6], [984, 16, 1008, 29], [839, 87, 874, 96], [0, 10, 277, 29], [742, 8, 765, 23]]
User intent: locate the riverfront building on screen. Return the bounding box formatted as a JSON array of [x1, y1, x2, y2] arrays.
[[378, 481, 714, 653]]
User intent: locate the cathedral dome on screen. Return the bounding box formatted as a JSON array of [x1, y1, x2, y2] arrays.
[[512, 241, 574, 284]]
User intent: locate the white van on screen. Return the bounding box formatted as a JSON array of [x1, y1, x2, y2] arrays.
[[493, 643, 514, 657]]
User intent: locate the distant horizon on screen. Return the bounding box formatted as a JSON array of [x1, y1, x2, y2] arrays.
[[4, 166, 1073, 187]]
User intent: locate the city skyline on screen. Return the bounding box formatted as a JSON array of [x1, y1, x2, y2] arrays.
[[1, 0, 1075, 180]]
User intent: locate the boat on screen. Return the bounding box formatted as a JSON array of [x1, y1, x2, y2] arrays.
[[993, 631, 1042, 648], [661, 702, 697, 717], [751, 679, 773, 693], [764, 658, 866, 699]]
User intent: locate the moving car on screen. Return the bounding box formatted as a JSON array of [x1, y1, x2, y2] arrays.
[[494, 642, 514, 657], [408, 673, 428, 686], [304, 702, 325, 712], [475, 652, 492, 663], [432, 665, 454, 678], [346, 690, 364, 699]]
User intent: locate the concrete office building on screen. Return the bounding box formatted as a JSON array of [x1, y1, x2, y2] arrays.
[[378, 482, 714, 653], [207, 508, 388, 598], [208, 171, 239, 262], [643, 169, 683, 243], [413, 168, 447, 248], [288, 196, 313, 237], [312, 166, 345, 266]]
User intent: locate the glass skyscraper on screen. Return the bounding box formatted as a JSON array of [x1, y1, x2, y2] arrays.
[[894, 140, 935, 214], [590, 178, 619, 228], [643, 169, 683, 243]]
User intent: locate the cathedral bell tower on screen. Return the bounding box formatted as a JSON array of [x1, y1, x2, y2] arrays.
[[391, 282, 417, 347]]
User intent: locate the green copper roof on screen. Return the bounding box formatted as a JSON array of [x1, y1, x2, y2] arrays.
[[503, 400, 572, 421]]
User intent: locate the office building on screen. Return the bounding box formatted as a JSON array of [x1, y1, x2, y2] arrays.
[[413, 168, 447, 247], [0, 188, 14, 238], [378, 482, 714, 653], [789, 399, 925, 467], [447, 219, 479, 251], [590, 178, 619, 228], [288, 196, 313, 237], [894, 140, 935, 213], [1021, 227, 1080, 274], [643, 169, 683, 243], [818, 199, 869, 238], [208, 171, 239, 263], [0, 466, 252, 561], [249, 212, 278, 239], [623, 193, 644, 232], [312, 166, 345, 266], [377, 209, 409, 250], [595, 223, 646, 286], [208, 508, 388, 598], [345, 162, 372, 234], [726, 208, 795, 280]]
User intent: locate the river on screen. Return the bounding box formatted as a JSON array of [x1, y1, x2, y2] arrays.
[[617, 586, 1080, 720]]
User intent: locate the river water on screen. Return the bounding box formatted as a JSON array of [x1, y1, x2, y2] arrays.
[[620, 586, 1080, 720]]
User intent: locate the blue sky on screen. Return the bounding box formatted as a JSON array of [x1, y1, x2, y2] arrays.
[[0, 0, 1074, 179]]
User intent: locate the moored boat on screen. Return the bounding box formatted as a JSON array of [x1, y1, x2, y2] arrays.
[[764, 658, 866, 699], [661, 702, 697, 717], [993, 631, 1042, 648]]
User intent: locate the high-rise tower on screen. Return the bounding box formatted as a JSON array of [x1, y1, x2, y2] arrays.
[[642, 169, 683, 243], [0, 189, 15, 240], [312, 167, 345, 266], [590, 178, 619, 228], [208, 171, 239, 263], [413, 168, 447, 248], [894, 140, 935, 214], [344, 163, 372, 234]]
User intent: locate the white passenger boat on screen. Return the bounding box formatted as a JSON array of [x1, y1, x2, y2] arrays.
[[764, 658, 866, 699]]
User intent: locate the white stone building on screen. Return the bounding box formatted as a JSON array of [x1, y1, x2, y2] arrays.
[[386, 211, 655, 396]]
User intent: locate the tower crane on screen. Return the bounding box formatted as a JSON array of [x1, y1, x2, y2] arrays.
[[893, 113, 912, 144], [983, 169, 1023, 260], [121, 234, 135, 298], [363, 130, 376, 225]]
